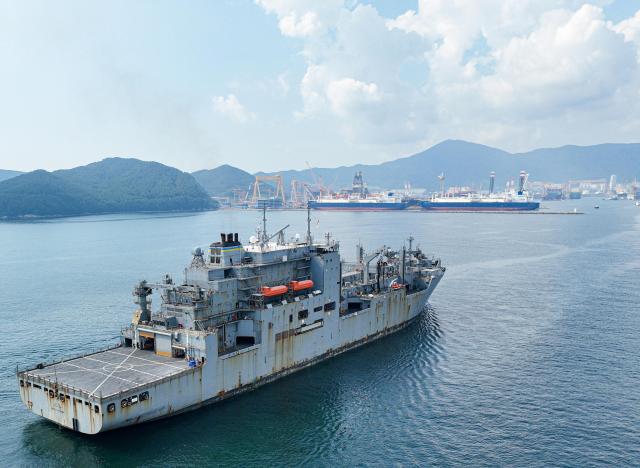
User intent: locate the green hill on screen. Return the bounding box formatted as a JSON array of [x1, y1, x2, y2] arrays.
[[192, 164, 254, 196], [0, 158, 217, 219], [0, 170, 102, 218]]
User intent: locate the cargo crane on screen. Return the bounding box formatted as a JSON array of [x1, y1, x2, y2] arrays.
[[231, 187, 250, 207], [305, 161, 330, 198], [290, 180, 316, 208]]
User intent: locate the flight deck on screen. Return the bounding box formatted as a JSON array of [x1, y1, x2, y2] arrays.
[[23, 347, 191, 399]]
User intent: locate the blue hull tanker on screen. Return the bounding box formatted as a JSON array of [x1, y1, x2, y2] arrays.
[[308, 200, 407, 211], [420, 200, 539, 211]]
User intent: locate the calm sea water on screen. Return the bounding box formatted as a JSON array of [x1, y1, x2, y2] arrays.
[[1, 199, 639, 467]]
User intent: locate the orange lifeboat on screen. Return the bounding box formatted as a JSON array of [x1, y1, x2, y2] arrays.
[[289, 280, 314, 291], [261, 285, 288, 297], [391, 282, 404, 289]]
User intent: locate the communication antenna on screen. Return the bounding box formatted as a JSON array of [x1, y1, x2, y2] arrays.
[[306, 204, 312, 245]]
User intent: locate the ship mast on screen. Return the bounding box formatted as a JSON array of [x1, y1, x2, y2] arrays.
[[306, 204, 312, 245], [261, 205, 268, 246]]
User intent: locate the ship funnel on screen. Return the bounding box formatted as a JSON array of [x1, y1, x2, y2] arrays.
[[220, 233, 226, 243], [489, 172, 495, 194], [234, 233, 239, 243]]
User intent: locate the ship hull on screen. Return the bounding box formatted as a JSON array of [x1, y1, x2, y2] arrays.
[[308, 201, 407, 211], [18, 276, 442, 434], [103, 303, 429, 432], [420, 201, 539, 211]]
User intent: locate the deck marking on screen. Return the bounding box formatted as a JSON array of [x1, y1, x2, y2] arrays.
[[81, 356, 162, 378], [61, 361, 140, 385], [105, 349, 185, 371], [30, 361, 141, 390], [89, 348, 137, 396]]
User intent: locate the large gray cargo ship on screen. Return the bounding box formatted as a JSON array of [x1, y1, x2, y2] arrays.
[[17, 211, 445, 434]]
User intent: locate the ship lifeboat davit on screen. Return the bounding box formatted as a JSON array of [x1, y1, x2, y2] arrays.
[[261, 285, 288, 297], [289, 280, 314, 291]]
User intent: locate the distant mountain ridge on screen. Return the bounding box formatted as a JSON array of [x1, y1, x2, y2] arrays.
[[0, 158, 217, 219], [256, 140, 640, 191], [0, 169, 22, 182]]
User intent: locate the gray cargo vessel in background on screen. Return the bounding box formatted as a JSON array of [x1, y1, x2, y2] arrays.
[[17, 210, 445, 434]]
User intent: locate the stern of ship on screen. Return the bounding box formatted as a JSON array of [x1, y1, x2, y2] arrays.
[[18, 372, 104, 434]]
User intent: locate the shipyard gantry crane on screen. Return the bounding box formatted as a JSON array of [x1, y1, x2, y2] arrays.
[[250, 175, 286, 208]]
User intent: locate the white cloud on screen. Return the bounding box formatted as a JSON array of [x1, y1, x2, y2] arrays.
[[257, 1, 640, 154], [255, 0, 343, 37], [614, 9, 640, 46], [326, 78, 382, 117], [477, 6, 636, 115], [212, 94, 256, 123]]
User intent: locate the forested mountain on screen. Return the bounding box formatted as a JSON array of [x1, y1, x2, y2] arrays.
[[192, 164, 254, 196], [0, 158, 217, 219]]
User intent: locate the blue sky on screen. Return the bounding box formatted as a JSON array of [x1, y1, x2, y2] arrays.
[[1, 0, 640, 173]]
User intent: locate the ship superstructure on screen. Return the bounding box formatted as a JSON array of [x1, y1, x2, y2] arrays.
[[17, 210, 444, 434]]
